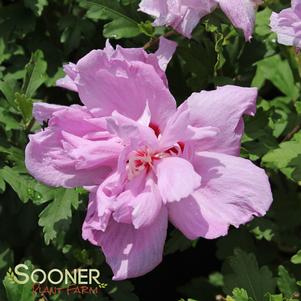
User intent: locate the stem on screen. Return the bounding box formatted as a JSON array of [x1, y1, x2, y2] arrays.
[[143, 30, 177, 50], [25, 118, 35, 134], [282, 124, 301, 142]]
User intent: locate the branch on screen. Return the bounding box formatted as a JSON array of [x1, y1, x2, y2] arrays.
[[143, 30, 177, 50], [282, 124, 301, 142]]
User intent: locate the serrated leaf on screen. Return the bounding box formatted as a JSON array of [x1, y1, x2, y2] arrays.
[[79, 0, 141, 39], [164, 229, 196, 255], [24, 0, 48, 16], [223, 249, 276, 301], [291, 250, 301, 264], [227, 288, 253, 301], [262, 133, 301, 182], [22, 50, 47, 98], [0, 167, 31, 202], [38, 189, 79, 244], [14, 93, 33, 125], [252, 55, 298, 100], [106, 280, 139, 301], [3, 260, 35, 301], [265, 294, 284, 301], [0, 107, 20, 131], [277, 266, 299, 299]]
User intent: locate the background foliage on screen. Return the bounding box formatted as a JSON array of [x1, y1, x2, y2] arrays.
[[0, 0, 300, 300]]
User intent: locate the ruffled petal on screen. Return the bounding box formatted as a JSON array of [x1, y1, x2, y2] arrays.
[[33, 102, 66, 124], [25, 129, 112, 188], [185, 85, 257, 156], [76, 52, 176, 127], [156, 157, 201, 203], [168, 151, 272, 239], [218, 0, 260, 41], [83, 207, 168, 280]]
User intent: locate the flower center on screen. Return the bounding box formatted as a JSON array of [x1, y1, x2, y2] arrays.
[[127, 142, 185, 180]]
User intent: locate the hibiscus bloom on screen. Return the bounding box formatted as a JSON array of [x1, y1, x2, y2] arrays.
[[26, 40, 272, 281], [139, 0, 262, 41], [270, 0, 301, 48]]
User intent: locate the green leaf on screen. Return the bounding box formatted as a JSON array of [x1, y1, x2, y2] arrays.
[[265, 294, 284, 301], [209, 272, 224, 287], [24, 0, 48, 16], [223, 249, 276, 301], [14, 93, 33, 125], [0, 108, 20, 131], [252, 55, 298, 100], [38, 188, 79, 244], [291, 250, 301, 265], [79, 0, 141, 39], [22, 50, 47, 98], [164, 229, 196, 255], [106, 280, 139, 301], [277, 266, 299, 299], [3, 260, 35, 301], [249, 219, 275, 242], [255, 8, 273, 37], [262, 133, 301, 182], [0, 80, 17, 106], [0, 167, 31, 202], [0, 246, 13, 272], [0, 175, 5, 192], [227, 288, 254, 301]]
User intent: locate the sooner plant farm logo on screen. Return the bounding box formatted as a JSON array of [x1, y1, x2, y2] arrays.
[[6, 264, 108, 297]]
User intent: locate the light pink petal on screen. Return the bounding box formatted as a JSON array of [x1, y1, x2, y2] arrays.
[[60, 131, 122, 170], [76, 51, 176, 127], [56, 63, 78, 92], [82, 192, 107, 245], [33, 102, 66, 124], [106, 110, 159, 148], [156, 157, 201, 203], [25, 129, 112, 188], [168, 151, 272, 239], [160, 104, 219, 148], [26, 105, 117, 188], [270, 7, 301, 48], [139, 0, 215, 38], [112, 171, 147, 224], [155, 37, 177, 71], [185, 85, 257, 156], [83, 207, 168, 280], [218, 0, 259, 41], [132, 175, 162, 229]]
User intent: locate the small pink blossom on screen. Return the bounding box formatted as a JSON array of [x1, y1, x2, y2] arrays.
[[26, 40, 272, 280], [139, 0, 262, 40], [270, 0, 301, 48]]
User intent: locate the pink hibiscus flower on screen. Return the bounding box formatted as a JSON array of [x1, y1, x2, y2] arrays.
[[270, 0, 301, 48], [25, 39, 272, 280], [139, 0, 262, 41]]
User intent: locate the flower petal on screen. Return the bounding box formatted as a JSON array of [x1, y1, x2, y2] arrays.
[[218, 0, 260, 41], [33, 102, 66, 124], [155, 37, 177, 71], [25, 129, 112, 188], [168, 151, 272, 239], [156, 157, 201, 203], [132, 175, 162, 229], [76, 52, 176, 127], [185, 85, 257, 156], [56, 63, 78, 92], [83, 207, 168, 280], [139, 0, 215, 37]]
